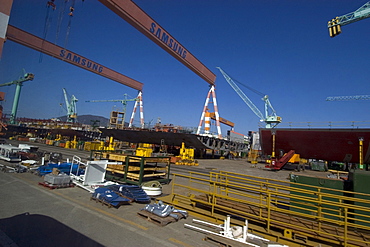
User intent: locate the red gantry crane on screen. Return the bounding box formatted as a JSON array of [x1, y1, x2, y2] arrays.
[[2, 0, 215, 88]]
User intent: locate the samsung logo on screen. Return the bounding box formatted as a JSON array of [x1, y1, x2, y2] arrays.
[[149, 22, 187, 59], [60, 50, 103, 73]]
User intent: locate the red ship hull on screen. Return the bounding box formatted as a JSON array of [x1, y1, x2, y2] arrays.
[[259, 128, 370, 164]]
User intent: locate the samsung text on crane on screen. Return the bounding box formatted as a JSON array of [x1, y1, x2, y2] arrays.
[[149, 22, 187, 59], [59, 50, 104, 73]]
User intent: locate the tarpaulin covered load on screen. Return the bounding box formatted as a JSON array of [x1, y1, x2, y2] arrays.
[[91, 187, 130, 208], [108, 184, 151, 203], [44, 173, 71, 185], [37, 163, 84, 176]]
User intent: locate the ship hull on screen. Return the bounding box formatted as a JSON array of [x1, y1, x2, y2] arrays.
[[259, 128, 370, 164]]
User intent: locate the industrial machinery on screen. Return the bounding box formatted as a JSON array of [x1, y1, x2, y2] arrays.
[[217, 67, 281, 129], [265, 150, 305, 171], [328, 1, 370, 37], [0, 71, 34, 124], [175, 142, 198, 166], [61, 88, 78, 123]]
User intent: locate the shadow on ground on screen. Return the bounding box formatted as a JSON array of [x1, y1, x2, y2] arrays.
[[0, 213, 104, 247]]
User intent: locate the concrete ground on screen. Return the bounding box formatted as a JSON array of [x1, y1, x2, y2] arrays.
[[0, 171, 211, 247], [0, 140, 334, 247]]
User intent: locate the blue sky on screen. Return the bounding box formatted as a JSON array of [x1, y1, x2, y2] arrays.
[[1, 0, 370, 136]]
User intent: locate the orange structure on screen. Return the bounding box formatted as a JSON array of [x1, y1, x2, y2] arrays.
[[3, 1, 215, 90], [196, 85, 222, 138], [98, 0, 216, 85], [6, 25, 143, 91]]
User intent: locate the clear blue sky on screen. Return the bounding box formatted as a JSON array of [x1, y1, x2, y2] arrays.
[[1, 0, 370, 136]]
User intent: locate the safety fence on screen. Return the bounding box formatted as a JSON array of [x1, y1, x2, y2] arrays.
[[159, 171, 370, 246]]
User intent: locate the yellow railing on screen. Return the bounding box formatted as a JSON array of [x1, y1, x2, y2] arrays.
[[160, 171, 370, 246]]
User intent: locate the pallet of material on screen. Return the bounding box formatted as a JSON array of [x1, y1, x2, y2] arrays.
[[107, 164, 126, 171], [107, 153, 127, 162], [90, 196, 116, 208], [127, 167, 166, 171], [137, 210, 185, 227], [126, 172, 166, 180], [38, 181, 74, 190], [106, 168, 126, 174]]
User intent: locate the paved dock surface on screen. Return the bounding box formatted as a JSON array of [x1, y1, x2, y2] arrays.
[[0, 140, 333, 247], [0, 171, 211, 247]]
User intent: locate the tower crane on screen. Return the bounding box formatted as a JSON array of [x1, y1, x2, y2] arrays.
[[86, 94, 138, 114], [62, 88, 78, 123], [326, 95, 370, 101], [217, 67, 281, 129], [328, 1, 370, 37], [0, 71, 34, 124], [86, 93, 143, 128]]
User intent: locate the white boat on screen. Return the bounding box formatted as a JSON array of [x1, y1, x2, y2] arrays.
[[0, 144, 21, 162]]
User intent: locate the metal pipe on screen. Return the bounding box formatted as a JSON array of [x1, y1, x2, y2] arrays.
[[359, 137, 364, 169]]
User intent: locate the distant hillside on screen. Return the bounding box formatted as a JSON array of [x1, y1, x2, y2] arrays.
[[58, 115, 109, 127]]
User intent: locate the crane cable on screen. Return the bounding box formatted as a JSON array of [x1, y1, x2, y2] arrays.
[[230, 75, 265, 97], [55, 0, 68, 45], [40, 0, 56, 63], [64, 0, 76, 50]]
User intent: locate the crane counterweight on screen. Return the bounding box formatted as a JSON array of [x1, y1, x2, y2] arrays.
[[328, 1, 370, 37]]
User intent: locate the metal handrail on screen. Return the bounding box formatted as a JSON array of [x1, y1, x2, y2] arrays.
[[166, 171, 370, 246]]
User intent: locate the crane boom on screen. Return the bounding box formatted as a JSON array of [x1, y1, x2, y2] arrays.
[[98, 0, 216, 85], [6, 25, 143, 90], [86, 94, 138, 113], [62, 88, 78, 123], [217, 67, 263, 120], [328, 2, 370, 37], [326, 95, 370, 101], [217, 67, 281, 128], [209, 112, 235, 128], [0, 72, 34, 124]]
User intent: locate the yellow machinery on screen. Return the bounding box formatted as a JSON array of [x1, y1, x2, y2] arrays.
[[175, 142, 198, 166], [135, 143, 153, 157], [65, 136, 78, 149], [247, 149, 259, 164]]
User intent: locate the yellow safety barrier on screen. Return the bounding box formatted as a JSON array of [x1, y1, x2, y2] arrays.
[[158, 171, 370, 247]]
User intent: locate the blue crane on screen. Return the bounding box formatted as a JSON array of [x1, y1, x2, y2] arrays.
[[86, 94, 138, 114], [326, 95, 370, 101], [328, 1, 370, 37], [86, 94, 139, 128], [62, 88, 78, 123], [217, 67, 281, 129], [0, 71, 34, 124]]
